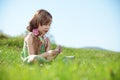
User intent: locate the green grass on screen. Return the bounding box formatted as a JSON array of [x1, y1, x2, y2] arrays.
[[0, 37, 120, 80]]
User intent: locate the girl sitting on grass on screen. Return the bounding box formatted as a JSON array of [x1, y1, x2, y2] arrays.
[[21, 9, 62, 64]]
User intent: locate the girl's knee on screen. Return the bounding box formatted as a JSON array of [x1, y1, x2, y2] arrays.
[[48, 50, 56, 55], [27, 55, 38, 63]]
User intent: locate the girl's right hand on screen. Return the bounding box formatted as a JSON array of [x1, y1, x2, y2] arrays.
[[55, 45, 62, 53]]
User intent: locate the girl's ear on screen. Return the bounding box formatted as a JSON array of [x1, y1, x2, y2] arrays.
[[32, 28, 40, 36]]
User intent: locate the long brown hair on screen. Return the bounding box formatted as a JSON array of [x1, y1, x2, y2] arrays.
[[27, 9, 52, 32]]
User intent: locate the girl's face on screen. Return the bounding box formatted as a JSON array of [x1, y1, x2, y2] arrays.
[[38, 23, 51, 36]]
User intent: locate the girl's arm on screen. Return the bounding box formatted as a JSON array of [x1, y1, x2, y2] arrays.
[[45, 37, 51, 51], [25, 33, 39, 55]]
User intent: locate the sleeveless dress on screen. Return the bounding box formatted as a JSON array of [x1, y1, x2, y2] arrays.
[[21, 33, 49, 63]]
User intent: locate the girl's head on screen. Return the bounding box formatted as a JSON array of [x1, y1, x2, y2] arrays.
[[27, 9, 52, 35]]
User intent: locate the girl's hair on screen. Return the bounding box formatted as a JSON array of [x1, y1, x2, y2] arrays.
[[27, 9, 52, 32]]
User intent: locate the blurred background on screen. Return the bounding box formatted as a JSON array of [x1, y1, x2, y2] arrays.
[[0, 0, 120, 52]]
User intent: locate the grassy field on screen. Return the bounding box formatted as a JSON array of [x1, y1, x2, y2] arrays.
[[0, 37, 120, 80]]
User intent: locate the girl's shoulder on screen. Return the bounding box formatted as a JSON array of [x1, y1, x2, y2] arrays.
[[44, 35, 50, 40], [43, 36, 50, 42], [24, 32, 35, 42], [43, 36, 50, 45]]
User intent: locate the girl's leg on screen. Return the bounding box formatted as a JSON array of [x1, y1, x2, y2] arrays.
[[26, 46, 62, 63], [25, 55, 49, 63], [38, 50, 59, 60], [23, 55, 38, 63], [39, 45, 62, 60]]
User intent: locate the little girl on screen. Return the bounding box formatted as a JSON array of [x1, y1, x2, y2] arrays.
[[21, 9, 62, 63]]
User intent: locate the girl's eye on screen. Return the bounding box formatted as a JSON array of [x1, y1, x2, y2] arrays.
[[46, 24, 50, 26], [48, 24, 51, 26]]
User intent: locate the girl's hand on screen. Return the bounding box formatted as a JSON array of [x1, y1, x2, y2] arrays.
[[55, 45, 62, 53]]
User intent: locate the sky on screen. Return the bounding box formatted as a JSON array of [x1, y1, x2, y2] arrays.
[[0, 0, 120, 52]]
